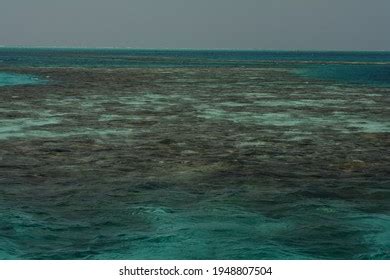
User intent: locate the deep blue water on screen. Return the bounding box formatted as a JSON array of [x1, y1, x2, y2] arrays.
[[296, 63, 390, 87], [1, 48, 390, 86], [0, 48, 389, 259]]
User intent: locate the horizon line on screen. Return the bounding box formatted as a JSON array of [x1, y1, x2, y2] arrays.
[[1, 45, 390, 52]]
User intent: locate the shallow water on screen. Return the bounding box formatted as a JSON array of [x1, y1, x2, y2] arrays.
[[0, 72, 42, 87], [0, 49, 389, 259]]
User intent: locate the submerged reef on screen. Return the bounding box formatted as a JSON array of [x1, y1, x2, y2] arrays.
[[0, 51, 389, 259]]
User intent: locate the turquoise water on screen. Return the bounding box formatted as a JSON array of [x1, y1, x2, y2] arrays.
[[0, 49, 389, 259], [0, 72, 42, 86], [296, 63, 390, 87]]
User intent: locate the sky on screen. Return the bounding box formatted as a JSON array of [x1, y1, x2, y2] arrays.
[[1, 0, 389, 50]]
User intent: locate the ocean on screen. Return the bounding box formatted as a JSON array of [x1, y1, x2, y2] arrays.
[[0, 48, 389, 259]]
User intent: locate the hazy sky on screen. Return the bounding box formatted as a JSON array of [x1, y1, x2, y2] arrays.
[[1, 0, 389, 50]]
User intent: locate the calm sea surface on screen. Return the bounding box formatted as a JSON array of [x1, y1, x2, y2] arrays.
[[0, 49, 389, 259]]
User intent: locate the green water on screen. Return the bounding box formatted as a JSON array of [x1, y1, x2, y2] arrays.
[[0, 72, 41, 87]]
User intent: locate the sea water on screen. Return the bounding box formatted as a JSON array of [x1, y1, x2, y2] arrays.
[[0, 72, 41, 87], [0, 49, 389, 259]]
